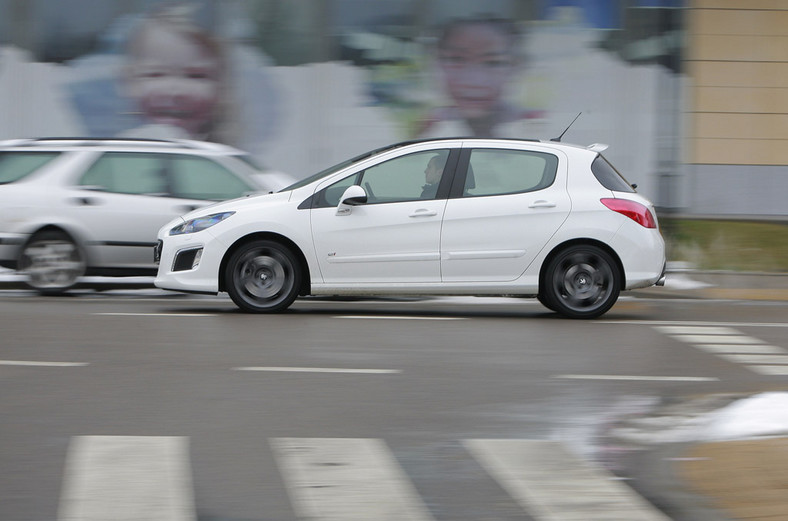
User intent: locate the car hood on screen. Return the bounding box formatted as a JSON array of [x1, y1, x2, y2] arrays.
[[181, 190, 293, 221]]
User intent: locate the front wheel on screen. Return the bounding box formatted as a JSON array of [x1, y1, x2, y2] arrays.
[[17, 230, 86, 295], [542, 244, 620, 319], [224, 240, 301, 313]]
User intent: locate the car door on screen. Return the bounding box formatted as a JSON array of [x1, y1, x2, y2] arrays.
[[440, 146, 571, 282], [63, 152, 254, 268], [309, 149, 457, 284]]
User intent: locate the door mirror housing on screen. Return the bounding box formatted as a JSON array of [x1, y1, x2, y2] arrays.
[[336, 185, 367, 215]]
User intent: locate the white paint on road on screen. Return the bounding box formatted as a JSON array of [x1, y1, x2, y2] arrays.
[[672, 334, 765, 345], [58, 436, 195, 521], [653, 323, 788, 376], [719, 354, 788, 365], [553, 374, 718, 382], [693, 344, 786, 354], [653, 325, 741, 335], [334, 315, 465, 321], [93, 312, 218, 317], [464, 439, 673, 521], [271, 437, 435, 521], [0, 360, 88, 367], [234, 366, 401, 374], [601, 320, 788, 328], [749, 365, 788, 375]]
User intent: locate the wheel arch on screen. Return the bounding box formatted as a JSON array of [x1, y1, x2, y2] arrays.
[[218, 232, 311, 295], [539, 238, 625, 291]]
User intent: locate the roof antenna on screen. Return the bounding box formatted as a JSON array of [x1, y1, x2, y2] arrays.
[[550, 112, 582, 142]]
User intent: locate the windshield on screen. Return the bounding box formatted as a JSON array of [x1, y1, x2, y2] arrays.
[[280, 141, 417, 192], [233, 153, 266, 171]]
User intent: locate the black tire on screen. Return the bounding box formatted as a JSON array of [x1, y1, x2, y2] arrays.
[[17, 230, 86, 295], [224, 239, 301, 313], [537, 293, 557, 312], [542, 244, 620, 319]]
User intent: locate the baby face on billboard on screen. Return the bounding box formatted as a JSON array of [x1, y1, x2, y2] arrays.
[[437, 21, 519, 120], [124, 19, 223, 137]]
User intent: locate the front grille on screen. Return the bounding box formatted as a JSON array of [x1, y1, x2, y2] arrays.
[[153, 240, 163, 263]]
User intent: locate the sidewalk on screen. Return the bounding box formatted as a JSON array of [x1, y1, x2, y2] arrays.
[[602, 392, 788, 521], [615, 267, 788, 520]]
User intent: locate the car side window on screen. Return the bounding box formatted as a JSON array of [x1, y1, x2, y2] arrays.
[[0, 151, 60, 183], [313, 150, 451, 208], [315, 173, 360, 207], [79, 153, 166, 195], [463, 149, 558, 197], [169, 156, 255, 200]]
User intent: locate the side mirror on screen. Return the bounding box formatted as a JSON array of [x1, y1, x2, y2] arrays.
[[336, 185, 367, 215]]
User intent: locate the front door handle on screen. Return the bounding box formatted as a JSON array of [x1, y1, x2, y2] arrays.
[[409, 209, 438, 218], [528, 200, 556, 208]]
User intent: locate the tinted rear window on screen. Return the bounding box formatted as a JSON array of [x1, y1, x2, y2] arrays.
[[591, 155, 635, 193], [0, 151, 60, 183]]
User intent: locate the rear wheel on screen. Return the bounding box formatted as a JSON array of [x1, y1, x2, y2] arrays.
[[224, 240, 301, 313], [18, 230, 86, 295], [543, 244, 620, 319]]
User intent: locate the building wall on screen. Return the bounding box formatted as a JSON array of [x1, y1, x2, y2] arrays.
[[685, 0, 788, 217]]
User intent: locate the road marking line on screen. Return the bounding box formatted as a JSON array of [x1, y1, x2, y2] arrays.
[[718, 354, 788, 365], [58, 436, 195, 521], [653, 325, 741, 335], [271, 437, 435, 521], [553, 374, 718, 382], [464, 439, 672, 521], [334, 315, 465, 320], [694, 344, 787, 354], [234, 366, 401, 374], [0, 360, 88, 367], [93, 312, 218, 317], [672, 334, 765, 345], [602, 320, 788, 328], [749, 365, 788, 376], [652, 325, 787, 375]]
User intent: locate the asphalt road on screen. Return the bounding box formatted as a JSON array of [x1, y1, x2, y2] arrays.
[[1, 289, 787, 521]]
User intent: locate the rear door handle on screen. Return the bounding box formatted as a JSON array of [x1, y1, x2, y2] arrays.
[[529, 200, 556, 208], [69, 197, 102, 206], [409, 209, 438, 218]]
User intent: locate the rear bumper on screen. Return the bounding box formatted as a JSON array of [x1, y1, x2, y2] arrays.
[[655, 263, 667, 287]]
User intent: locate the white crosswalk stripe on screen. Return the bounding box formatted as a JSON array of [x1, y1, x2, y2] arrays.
[[58, 436, 195, 521], [464, 439, 672, 521], [57, 436, 672, 520], [654, 325, 788, 374], [271, 437, 435, 521]]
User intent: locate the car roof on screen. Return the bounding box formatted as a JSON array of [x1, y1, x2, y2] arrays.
[[0, 137, 246, 154], [379, 137, 606, 155]]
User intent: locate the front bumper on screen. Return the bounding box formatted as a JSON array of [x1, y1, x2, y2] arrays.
[[0, 232, 27, 269], [154, 232, 225, 294]]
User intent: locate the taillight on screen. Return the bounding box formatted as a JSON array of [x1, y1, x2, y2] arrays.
[[600, 198, 657, 228]]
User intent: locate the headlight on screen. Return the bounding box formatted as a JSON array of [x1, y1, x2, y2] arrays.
[[169, 212, 235, 236]]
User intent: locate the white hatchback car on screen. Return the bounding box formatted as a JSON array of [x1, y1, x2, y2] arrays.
[[0, 138, 291, 294], [155, 138, 666, 318]]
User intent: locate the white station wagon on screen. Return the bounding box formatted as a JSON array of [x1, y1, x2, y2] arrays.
[[0, 138, 291, 294], [155, 138, 666, 318]]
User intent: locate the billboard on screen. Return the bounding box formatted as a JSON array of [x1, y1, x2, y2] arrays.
[[0, 0, 683, 205]]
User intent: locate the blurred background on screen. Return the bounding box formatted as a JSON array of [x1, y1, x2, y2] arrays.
[[1, 0, 786, 271]]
